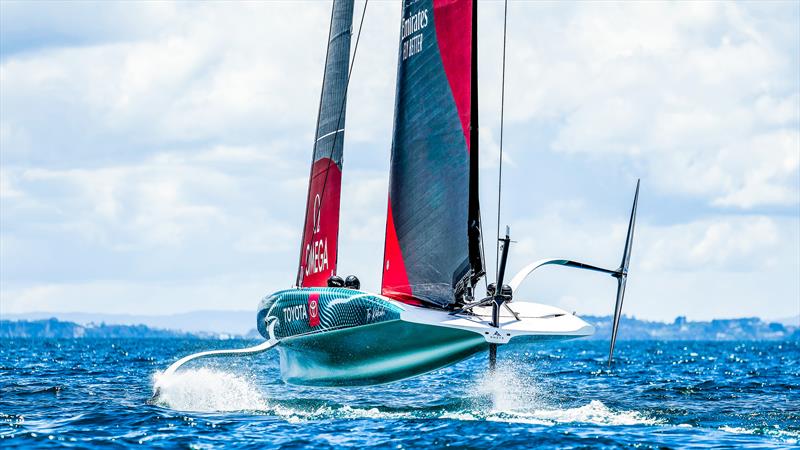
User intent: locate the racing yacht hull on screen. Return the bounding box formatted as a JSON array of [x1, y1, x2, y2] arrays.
[[257, 287, 594, 386]]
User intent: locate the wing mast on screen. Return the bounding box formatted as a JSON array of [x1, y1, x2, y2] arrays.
[[467, 0, 485, 294]]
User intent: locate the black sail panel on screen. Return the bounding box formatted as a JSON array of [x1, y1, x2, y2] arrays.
[[382, 0, 483, 307]]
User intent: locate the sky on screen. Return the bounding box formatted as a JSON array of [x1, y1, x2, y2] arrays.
[[1, 1, 798, 322]]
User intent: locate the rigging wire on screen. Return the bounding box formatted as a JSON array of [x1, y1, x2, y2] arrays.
[[299, 0, 369, 286], [495, 0, 508, 280]]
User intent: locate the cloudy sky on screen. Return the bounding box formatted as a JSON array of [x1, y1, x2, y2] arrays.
[[1, 1, 798, 322]]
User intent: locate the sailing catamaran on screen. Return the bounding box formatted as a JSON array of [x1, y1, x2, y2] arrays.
[[160, 0, 639, 387]]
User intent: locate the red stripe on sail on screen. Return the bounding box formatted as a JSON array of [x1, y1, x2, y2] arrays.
[[433, 0, 472, 152], [298, 158, 341, 287], [381, 199, 416, 304]]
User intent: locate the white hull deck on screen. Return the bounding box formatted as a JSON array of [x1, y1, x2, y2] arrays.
[[401, 299, 595, 345]]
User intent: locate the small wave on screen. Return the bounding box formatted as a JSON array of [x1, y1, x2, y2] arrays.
[[719, 425, 799, 443], [271, 405, 418, 424], [720, 425, 755, 434], [268, 400, 655, 427], [21, 386, 64, 396], [152, 368, 268, 412], [504, 400, 661, 426], [437, 401, 659, 426]]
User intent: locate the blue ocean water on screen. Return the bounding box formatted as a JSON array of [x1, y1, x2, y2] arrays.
[[1, 339, 798, 448]]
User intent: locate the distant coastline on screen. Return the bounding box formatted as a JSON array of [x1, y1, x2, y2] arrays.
[[582, 315, 799, 341], [1, 315, 797, 340], [0, 318, 254, 340]]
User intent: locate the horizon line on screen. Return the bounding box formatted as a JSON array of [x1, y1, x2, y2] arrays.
[[3, 310, 798, 324]]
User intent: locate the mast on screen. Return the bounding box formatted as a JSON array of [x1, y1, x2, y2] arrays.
[[296, 0, 355, 287], [467, 0, 485, 290]]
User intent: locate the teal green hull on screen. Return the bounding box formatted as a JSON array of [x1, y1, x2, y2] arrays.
[[255, 288, 591, 386], [257, 287, 488, 386], [278, 319, 488, 386]]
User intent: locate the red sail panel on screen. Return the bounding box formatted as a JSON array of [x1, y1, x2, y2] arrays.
[[381, 198, 422, 306], [296, 0, 354, 287], [433, 0, 472, 150], [299, 158, 342, 287], [381, 0, 483, 307]]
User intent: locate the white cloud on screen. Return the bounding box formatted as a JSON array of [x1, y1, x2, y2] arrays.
[[0, 2, 337, 162], [0, 168, 23, 198], [478, 126, 516, 170], [0, 1, 178, 56], [505, 206, 798, 321], [639, 216, 781, 271], [0, 276, 270, 316], [5, 145, 305, 249], [491, 2, 800, 209]]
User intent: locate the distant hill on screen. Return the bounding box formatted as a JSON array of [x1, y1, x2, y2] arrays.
[[0, 318, 238, 339], [9, 310, 797, 341], [775, 315, 800, 327], [1, 315, 797, 340], [583, 315, 799, 341], [3, 310, 253, 335]]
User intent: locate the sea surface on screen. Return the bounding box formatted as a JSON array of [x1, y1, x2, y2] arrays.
[[1, 339, 798, 448]]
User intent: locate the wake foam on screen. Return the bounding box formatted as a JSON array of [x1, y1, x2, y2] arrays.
[[440, 400, 658, 426], [150, 364, 657, 427], [152, 368, 268, 412], [466, 361, 659, 426], [507, 400, 660, 426], [475, 362, 547, 412]]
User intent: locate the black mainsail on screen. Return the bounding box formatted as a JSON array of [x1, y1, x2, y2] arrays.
[[382, 0, 484, 307]]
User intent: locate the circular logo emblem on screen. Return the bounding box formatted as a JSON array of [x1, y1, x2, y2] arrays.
[[309, 299, 318, 318]]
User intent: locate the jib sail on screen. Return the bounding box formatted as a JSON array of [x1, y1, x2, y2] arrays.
[[297, 0, 354, 287], [382, 0, 484, 307]]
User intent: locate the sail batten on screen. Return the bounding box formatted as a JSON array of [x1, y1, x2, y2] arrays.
[[382, 0, 483, 308], [297, 0, 354, 287]]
